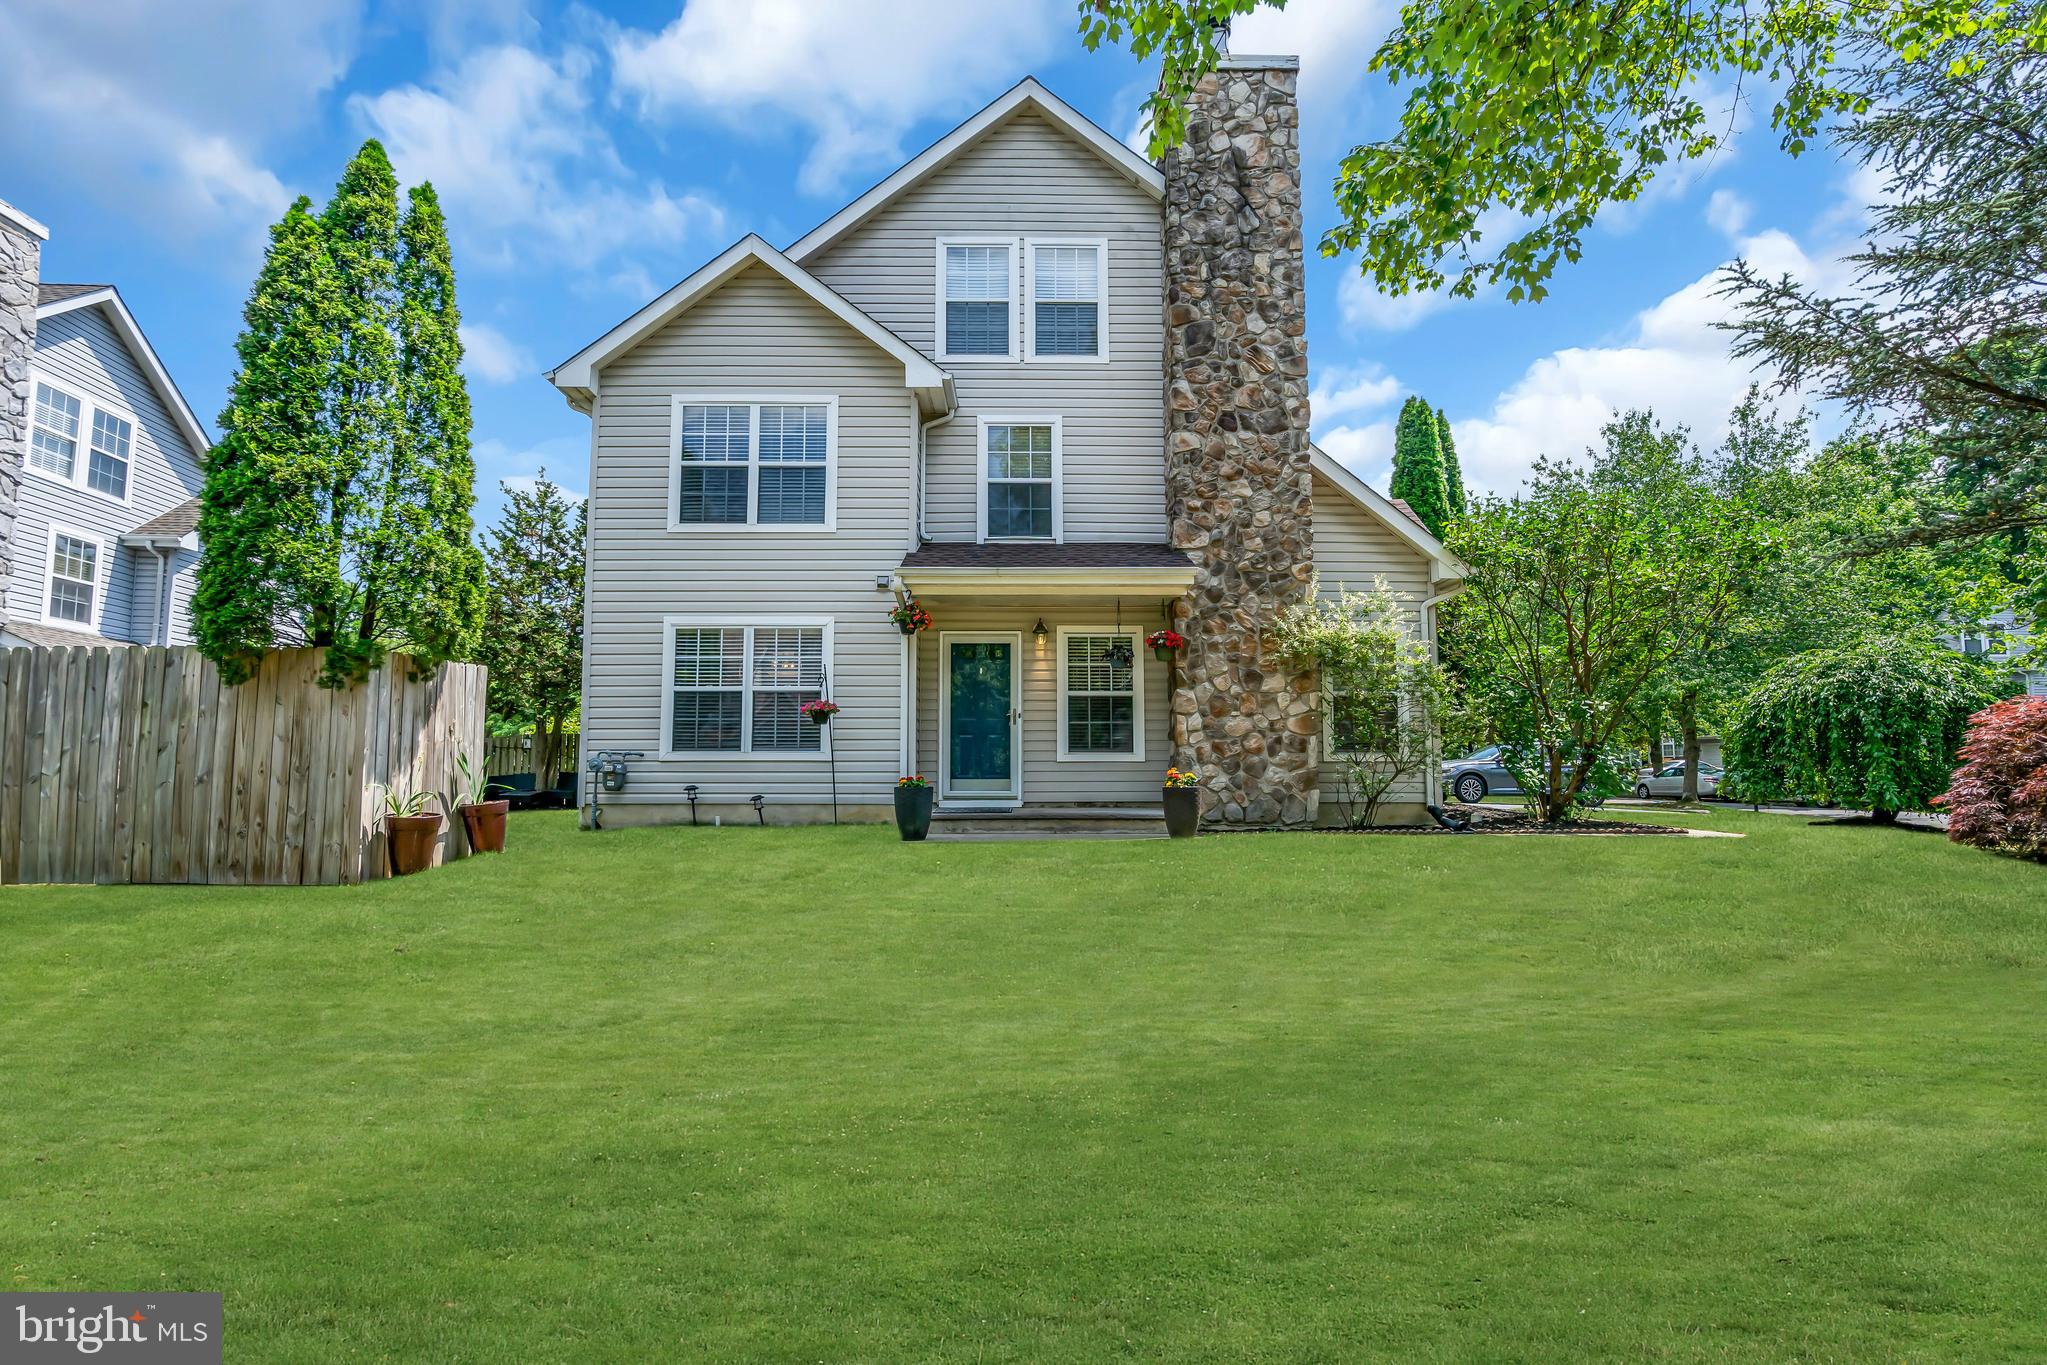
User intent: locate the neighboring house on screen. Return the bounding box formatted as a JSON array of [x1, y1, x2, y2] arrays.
[[0, 199, 208, 650], [1946, 609, 2047, 697], [547, 55, 1464, 827]]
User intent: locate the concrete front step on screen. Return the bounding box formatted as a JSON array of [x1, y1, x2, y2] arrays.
[[929, 806, 1168, 841]]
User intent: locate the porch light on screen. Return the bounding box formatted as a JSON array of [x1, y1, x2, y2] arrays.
[[1032, 618, 1048, 643]]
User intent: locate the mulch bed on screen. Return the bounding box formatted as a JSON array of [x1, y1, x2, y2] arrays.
[[1316, 804, 1692, 836]]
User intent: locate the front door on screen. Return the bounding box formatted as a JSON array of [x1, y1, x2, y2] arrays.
[[942, 633, 1021, 805]]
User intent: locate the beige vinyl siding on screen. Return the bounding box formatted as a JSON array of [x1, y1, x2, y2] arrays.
[[584, 262, 915, 809], [913, 605, 1171, 805], [804, 108, 1167, 544], [1310, 474, 1436, 811], [10, 305, 204, 640]]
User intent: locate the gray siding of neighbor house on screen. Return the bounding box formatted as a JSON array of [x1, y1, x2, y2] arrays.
[[8, 304, 203, 642], [582, 261, 915, 814], [803, 107, 1167, 544], [911, 607, 1173, 805], [1310, 473, 1437, 818]]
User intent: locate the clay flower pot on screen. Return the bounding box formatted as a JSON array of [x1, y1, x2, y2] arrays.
[[1162, 787, 1201, 838], [385, 812, 445, 876], [459, 799, 510, 854]]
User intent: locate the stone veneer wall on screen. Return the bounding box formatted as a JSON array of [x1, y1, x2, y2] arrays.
[[1160, 57, 1317, 827], [0, 206, 41, 620]]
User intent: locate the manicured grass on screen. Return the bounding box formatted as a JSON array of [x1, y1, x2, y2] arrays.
[[3, 811, 2043, 1361]]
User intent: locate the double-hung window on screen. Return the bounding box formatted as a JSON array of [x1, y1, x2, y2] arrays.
[[27, 376, 135, 503], [665, 618, 832, 757], [979, 417, 1060, 542], [672, 396, 836, 530], [1058, 629, 1142, 760], [937, 240, 1016, 361], [1027, 239, 1107, 361], [44, 525, 102, 628]]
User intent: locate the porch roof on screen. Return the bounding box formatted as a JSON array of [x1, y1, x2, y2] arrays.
[[896, 541, 1197, 598]]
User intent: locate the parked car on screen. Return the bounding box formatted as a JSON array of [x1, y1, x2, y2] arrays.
[[1633, 761, 1722, 800], [1443, 745, 1518, 803]]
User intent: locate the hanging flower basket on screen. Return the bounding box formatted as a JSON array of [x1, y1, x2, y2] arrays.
[[1147, 628, 1186, 662], [799, 699, 840, 726], [889, 598, 933, 636]]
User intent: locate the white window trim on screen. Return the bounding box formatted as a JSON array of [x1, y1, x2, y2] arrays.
[[24, 369, 136, 506], [975, 414, 1063, 544], [1024, 237, 1109, 363], [658, 615, 835, 761], [667, 394, 839, 533], [40, 520, 108, 633], [934, 236, 1021, 363], [1055, 627, 1145, 763]]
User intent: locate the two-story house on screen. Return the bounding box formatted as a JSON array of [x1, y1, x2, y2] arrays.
[[547, 56, 1464, 828], [1, 199, 208, 650]]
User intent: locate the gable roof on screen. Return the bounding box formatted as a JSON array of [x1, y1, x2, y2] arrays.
[[35, 285, 212, 455], [785, 77, 1165, 263], [1309, 444, 1466, 582], [122, 496, 203, 548], [545, 234, 952, 415]]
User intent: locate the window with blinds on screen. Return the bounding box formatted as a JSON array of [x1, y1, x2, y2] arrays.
[[668, 622, 828, 754], [46, 531, 99, 626], [30, 382, 81, 480], [674, 399, 832, 528], [984, 423, 1055, 540], [941, 242, 1013, 358], [1061, 632, 1138, 757], [88, 409, 133, 499], [1029, 242, 1104, 359]]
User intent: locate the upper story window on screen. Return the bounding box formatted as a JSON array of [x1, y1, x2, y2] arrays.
[[939, 240, 1016, 361], [937, 237, 1110, 364], [27, 375, 135, 503], [670, 395, 836, 531], [979, 417, 1061, 542], [45, 526, 102, 628], [1027, 240, 1107, 361]]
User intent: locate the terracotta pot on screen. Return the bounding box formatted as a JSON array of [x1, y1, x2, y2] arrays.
[[459, 799, 510, 854], [385, 812, 445, 876], [1163, 787, 1201, 839], [894, 784, 934, 842]]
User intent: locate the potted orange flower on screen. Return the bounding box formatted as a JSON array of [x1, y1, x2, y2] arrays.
[[894, 775, 934, 841], [1162, 766, 1201, 838]]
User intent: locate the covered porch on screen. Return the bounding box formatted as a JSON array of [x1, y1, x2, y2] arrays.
[[893, 542, 1198, 812]]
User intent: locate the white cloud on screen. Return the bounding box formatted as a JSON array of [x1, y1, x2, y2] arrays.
[[1315, 419, 1396, 487], [352, 44, 724, 268], [609, 0, 1068, 195], [1338, 272, 1456, 331], [1449, 223, 1858, 494], [1229, 0, 1394, 157], [460, 322, 536, 385], [1309, 361, 1402, 421], [0, 0, 359, 252], [472, 434, 590, 529], [1706, 188, 1753, 237]]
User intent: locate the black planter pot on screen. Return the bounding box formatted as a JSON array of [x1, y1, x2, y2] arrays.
[[1163, 787, 1201, 838], [894, 785, 934, 841]]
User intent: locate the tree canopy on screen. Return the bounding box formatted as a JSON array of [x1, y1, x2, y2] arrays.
[[476, 472, 586, 791], [1081, 0, 2047, 302], [1389, 395, 1451, 537]]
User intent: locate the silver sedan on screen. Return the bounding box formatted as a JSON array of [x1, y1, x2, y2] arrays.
[[1634, 761, 1721, 800]]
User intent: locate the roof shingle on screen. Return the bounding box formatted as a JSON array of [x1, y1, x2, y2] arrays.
[[900, 541, 1195, 570], [37, 283, 109, 306], [125, 497, 202, 539]]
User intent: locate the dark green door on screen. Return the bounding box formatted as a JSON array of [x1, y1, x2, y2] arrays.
[[948, 638, 1016, 797]]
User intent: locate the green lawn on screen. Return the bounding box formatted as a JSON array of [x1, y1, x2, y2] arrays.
[[3, 811, 2043, 1362]]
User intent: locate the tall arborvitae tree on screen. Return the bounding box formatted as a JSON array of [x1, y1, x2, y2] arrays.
[[387, 184, 486, 669], [1390, 395, 1451, 538], [196, 140, 485, 688], [1436, 405, 1466, 518], [194, 198, 340, 685]]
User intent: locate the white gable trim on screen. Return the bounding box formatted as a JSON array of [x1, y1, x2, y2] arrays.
[[1309, 443, 1467, 581], [785, 78, 1164, 263], [36, 288, 212, 456], [546, 234, 950, 413]]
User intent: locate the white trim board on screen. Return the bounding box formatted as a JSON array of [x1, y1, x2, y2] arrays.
[[547, 234, 950, 414], [786, 78, 1163, 264], [35, 287, 212, 456]]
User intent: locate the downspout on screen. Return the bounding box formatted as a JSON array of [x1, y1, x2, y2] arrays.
[[1419, 578, 1462, 809], [149, 545, 171, 645], [916, 410, 954, 546]]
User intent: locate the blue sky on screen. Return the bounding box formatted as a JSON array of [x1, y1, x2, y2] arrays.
[[2, 0, 1871, 531]]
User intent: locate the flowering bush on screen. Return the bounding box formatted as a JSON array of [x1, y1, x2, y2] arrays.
[[1163, 766, 1200, 790], [896, 774, 929, 789], [1935, 696, 2047, 861], [798, 699, 839, 724], [889, 599, 933, 634], [1145, 628, 1186, 651]]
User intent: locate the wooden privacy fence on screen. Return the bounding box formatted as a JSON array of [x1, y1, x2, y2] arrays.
[[0, 646, 488, 886]]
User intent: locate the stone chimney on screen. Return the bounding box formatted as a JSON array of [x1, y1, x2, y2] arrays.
[[0, 198, 48, 623], [1161, 52, 1317, 827]]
